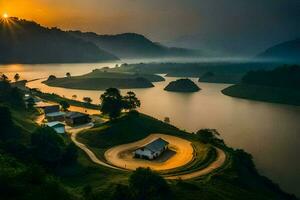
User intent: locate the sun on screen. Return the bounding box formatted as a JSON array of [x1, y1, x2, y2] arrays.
[[3, 13, 8, 18]]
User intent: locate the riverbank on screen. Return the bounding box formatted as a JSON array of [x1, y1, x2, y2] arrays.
[[222, 84, 300, 106]]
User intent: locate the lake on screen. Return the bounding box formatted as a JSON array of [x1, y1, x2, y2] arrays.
[[1, 62, 300, 196]]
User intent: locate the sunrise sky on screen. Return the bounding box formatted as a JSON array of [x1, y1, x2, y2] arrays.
[[1, 0, 299, 55]]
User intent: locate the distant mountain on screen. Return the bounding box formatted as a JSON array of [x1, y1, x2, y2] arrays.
[[258, 39, 300, 62], [69, 31, 201, 58], [0, 17, 118, 64]]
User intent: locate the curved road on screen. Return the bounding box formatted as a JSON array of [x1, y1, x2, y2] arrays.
[[69, 125, 227, 180]]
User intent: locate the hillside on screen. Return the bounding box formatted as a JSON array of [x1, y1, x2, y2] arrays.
[[69, 31, 201, 58], [222, 65, 300, 105], [43, 70, 165, 90], [258, 39, 300, 62], [0, 17, 118, 64]]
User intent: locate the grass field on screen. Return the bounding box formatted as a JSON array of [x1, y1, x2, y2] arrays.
[[43, 70, 165, 90]]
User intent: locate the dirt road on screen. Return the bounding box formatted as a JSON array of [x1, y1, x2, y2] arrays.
[[104, 134, 194, 171]]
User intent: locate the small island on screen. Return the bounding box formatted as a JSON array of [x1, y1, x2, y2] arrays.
[[43, 69, 165, 90], [164, 78, 201, 92]]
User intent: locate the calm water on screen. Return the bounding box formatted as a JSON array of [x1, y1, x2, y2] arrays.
[[1, 63, 300, 196]]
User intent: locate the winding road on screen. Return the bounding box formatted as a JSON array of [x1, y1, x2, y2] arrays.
[[69, 125, 227, 180]]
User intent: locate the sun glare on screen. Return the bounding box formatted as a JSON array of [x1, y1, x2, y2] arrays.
[[3, 13, 8, 18]]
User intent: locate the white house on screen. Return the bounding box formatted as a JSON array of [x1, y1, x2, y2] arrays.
[[45, 121, 66, 134], [134, 138, 169, 160]]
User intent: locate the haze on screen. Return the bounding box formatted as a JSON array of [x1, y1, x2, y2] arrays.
[[1, 0, 299, 55]]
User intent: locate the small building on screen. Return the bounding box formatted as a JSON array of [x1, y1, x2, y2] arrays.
[[65, 112, 91, 126], [35, 102, 60, 114], [46, 111, 66, 122], [45, 121, 66, 134], [134, 138, 169, 160]]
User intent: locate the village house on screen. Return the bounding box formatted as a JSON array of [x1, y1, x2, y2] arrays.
[[65, 112, 91, 126], [134, 138, 169, 160], [45, 121, 66, 134], [35, 102, 60, 114], [46, 111, 66, 122]]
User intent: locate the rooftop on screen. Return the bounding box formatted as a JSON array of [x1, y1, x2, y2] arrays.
[[144, 138, 169, 153], [45, 121, 65, 127], [65, 112, 89, 119], [46, 111, 66, 117]]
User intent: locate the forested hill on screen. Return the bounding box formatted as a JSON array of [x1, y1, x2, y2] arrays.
[[0, 17, 118, 64], [242, 65, 300, 89], [258, 39, 300, 62], [69, 31, 201, 58]]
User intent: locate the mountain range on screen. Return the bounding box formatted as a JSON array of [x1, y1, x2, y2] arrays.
[[69, 31, 201, 59], [0, 17, 200, 64], [257, 39, 300, 62]]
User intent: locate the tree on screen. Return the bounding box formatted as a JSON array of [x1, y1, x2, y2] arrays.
[[196, 129, 223, 145], [1, 74, 9, 82], [47, 75, 56, 81], [66, 72, 71, 78], [129, 168, 172, 200], [26, 97, 35, 109], [72, 94, 77, 100], [31, 127, 65, 165], [0, 106, 20, 141], [123, 91, 141, 111], [164, 117, 170, 124], [60, 101, 70, 111], [83, 97, 93, 104], [14, 73, 20, 82], [100, 88, 123, 120], [110, 184, 131, 200], [62, 143, 78, 165]]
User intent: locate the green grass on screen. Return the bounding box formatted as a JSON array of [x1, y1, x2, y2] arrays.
[[222, 84, 300, 106], [33, 90, 100, 109], [43, 70, 165, 90], [78, 112, 194, 149]]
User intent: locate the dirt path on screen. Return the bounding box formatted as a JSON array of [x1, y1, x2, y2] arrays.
[[165, 147, 226, 180], [67, 124, 121, 170], [70, 129, 226, 180], [104, 134, 194, 171], [34, 112, 226, 179]]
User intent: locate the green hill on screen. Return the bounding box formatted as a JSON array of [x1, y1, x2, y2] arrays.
[[43, 70, 165, 90], [222, 65, 300, 105]]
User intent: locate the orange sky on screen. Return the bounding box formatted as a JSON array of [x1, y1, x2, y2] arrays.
[[1, 0, 299, 54], [0, 0, 199, 41]]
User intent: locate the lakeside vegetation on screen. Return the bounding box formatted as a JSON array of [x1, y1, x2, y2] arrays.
[[222, 65, 300, 105], [43, 70, 165, 90]]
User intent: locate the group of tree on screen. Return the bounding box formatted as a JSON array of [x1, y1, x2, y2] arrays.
[[0, 106, 21, 141], [59, 100, 70, 111], [31, 127, 78, 167], [195, 129, 224, 145], [110, 168, 172, 200], [0, 79, 25, 108], [100, 88, 141, 120], [242, 65, 300, 89]]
